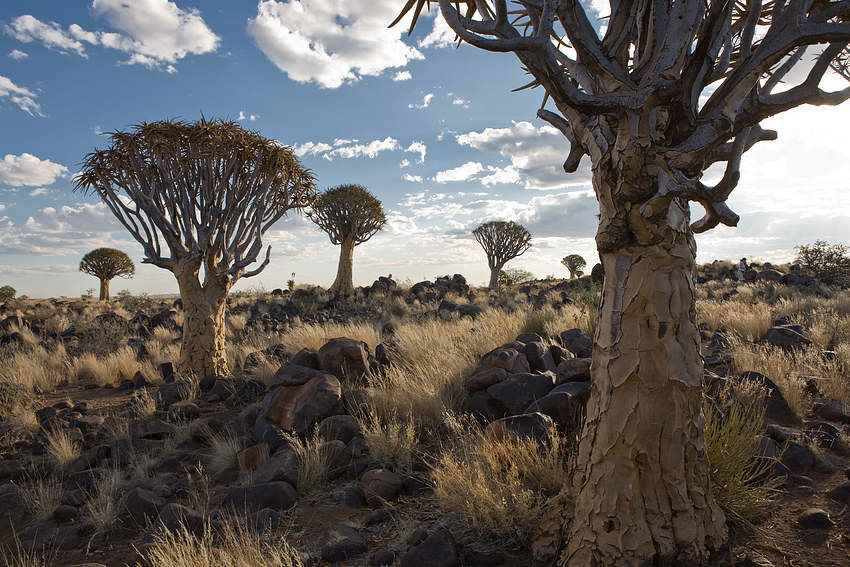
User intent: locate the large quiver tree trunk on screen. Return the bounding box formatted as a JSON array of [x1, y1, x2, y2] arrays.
[[563, 159, 726, 565], [329, 234, 356, 294], [98, 278, 110, 301], [175, 267, 231, 377]]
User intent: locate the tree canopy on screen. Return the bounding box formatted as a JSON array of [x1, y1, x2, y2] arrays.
[[473, 220, 532, 289], [74, 117, 316, 376], [561, 254, 586, 278], [308, 184, 386, 246], [79, 248, 135, 300]]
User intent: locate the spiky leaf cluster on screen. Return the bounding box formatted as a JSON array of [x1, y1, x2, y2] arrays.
[[74, 118, 316, 281], [79, 248, 135, 282], [473, 221, 532, 268], [307, 184, 387, 245]]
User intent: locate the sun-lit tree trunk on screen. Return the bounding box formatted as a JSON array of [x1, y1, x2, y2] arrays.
[[488, 261, 505, 290], [558, 126, 726, 565], [98, 278, 110, 301], [175, 266, 231, 377], [329, 234, 356, 293]]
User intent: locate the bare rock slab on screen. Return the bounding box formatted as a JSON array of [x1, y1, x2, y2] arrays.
[[399, 528, 461, 567], [321, 524, 369, 562]]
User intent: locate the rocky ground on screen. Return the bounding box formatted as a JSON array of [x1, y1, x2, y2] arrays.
[[0, 268, 849, 566]]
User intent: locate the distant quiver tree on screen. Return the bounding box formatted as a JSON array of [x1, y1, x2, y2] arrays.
[[79, 248, 135, 300], [74, 118, 316, 377], [560, 254, 586, 279], [307, 184, 386, 294], [395, 1, 850, 565], [472, 220, 532, 290]]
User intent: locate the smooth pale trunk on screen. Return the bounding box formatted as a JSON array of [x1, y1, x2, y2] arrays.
[[330, 235, 356, 294], [562, 198, 726, 565], [488, 261, 505, 290], [99, 278, 110, 301], [175, 270, 230, 377]]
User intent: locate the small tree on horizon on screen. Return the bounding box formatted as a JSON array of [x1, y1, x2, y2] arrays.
[[79, 248, 135, 300], [561, 254, 586, 279], [498, 266, 536, 287], [75, 118, 316, 377], [795, 240, 850, 282], [0, 285, 15, 301], [307, 184, 386, 294], [472, 220, 532, 291]]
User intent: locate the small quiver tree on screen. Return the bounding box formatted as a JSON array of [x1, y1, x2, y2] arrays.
[[560, 254, 586, 279], [79, 248, 135, 300], [307, 184, 386, 294], [395, 1, 850, 565], [472, 220, 532, 291], [74, 118, 316, 377]]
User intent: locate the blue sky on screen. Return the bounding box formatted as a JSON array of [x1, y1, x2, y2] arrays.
[[1, 1, 849, 298]]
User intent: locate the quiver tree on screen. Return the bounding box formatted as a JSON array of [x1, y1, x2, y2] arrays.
[[560, 253, 586, 279], [307, 184, 386, 294], [75, 118, 316, 377], [396, 1, 850, 565], [472, 220, 532, 290], [79, 248, 135, 300]]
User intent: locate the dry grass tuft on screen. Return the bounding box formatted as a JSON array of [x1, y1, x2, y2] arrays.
[[0, 346, 68, 393], [360, 410, 418, 473], [44, 428, 81, 470], [283, 430, 330, 494], [21, 476, 63, 524], [430, 415, 572, 544], [81, 467, 125, 537], [206, 431, 241, 478], [705, 382, 782, 531], [146, 522, 304, 567]]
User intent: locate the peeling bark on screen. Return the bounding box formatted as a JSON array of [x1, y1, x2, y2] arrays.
[[329, 234, 356, 294], [176, 269, 231, 377], [562, 147, 727, 565]]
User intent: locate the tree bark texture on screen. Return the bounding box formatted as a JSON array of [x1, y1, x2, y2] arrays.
[[562, 139, 726, 565], [99, 278, 109, 301], [329, 235, 356, 294], [488, 261, 505, 291], [175, 269, 231, 377]]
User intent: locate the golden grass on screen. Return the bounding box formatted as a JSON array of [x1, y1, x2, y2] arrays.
[[360, 410, 418, 473], [430, 415, 571, 544], [696, 296, 773, 341], [44, 429, 81, 470], [146, 522, 304, 567], [705, 383, 782, 531], [0, 346, 68, 393], [206, 431, 241, 478], [0, 535, 56, 567], [81, 467, 125, 537], [20, 476, 63, 524], [283, 430, 330, 494], [276, 321, 381, 355]]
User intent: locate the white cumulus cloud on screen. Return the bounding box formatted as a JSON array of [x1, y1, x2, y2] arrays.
[[458, 121, 592, 189], [0, 202, 126, 255], [247, 0, 424, 89], [8, 49, 28, 60], [393, 71, 412, 81], [0, 75, 42, 116], [293, 137, 401, 160], [403, 174, 423, 183], [405, 141, 426, 163], [0, 154, 68, 187], [5, 2, 219, 70], [434, 161, 483, 184]]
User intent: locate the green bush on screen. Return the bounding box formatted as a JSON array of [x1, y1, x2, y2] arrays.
[[0, 285, 16, 301], [795, 240, 850, 282], [498, 267, 536, 287]]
